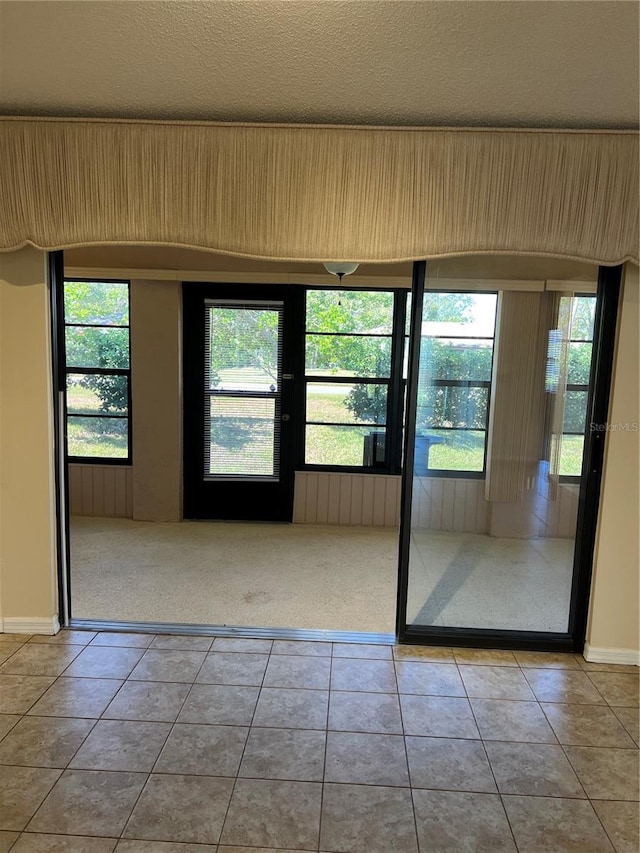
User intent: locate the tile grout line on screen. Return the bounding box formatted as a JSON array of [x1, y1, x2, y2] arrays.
[[586, 800, 627, 853], [0, 641, 86, 681], [610, 705, 640, 747], [215, 638, 274, 849], [316, 650, 333, 853], [534, 659, 631, 820], [509, 659, 634, 850], [464, 676, 520, 852], [114, 642, 212, 844], [394, 654, 421, 852]]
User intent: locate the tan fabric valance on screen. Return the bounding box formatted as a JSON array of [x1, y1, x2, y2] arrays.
[[1, 117, 637, 265]]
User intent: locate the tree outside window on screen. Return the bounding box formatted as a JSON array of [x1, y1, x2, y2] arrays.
[[558, 294, 597, 477], [64, 280, 131, 461], [303, 288, 495, 474], [414, 292, 497, 474]]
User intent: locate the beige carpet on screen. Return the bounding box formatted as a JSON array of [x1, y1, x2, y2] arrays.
[[70, 517, 399, 632]]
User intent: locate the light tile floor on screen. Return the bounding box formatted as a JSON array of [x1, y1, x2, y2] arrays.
[[0, 631, 638, 853]]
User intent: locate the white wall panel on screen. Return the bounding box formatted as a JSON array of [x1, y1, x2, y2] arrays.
[[293, 472, 401, 527]]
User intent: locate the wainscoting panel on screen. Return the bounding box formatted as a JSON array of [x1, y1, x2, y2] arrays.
[[412, 477, 489, 533], [67, 465, 577, 536], [412, 475, 577, 538], [293, 472, 402, 527], [540, 482, 580, 538], [294, 473, 488, 532], [68, 465, 133, 518]]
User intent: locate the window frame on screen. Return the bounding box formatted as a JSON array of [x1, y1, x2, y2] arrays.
[[203, 298, 284, 481], [558, 292, 597, 483], [62, 278, 132, 465], [301, 285, 407, 474]]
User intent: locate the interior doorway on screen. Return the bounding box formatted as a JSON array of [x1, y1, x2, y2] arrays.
[[55, 248, 407, 637], [52, 247, 618, 648]]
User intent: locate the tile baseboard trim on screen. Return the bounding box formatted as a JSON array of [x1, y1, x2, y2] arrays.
[[1, 615, 60, 636], [583, 643, 640, 666]]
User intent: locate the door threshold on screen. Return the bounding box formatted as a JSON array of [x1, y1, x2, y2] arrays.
[[69, 618, 396, 645]]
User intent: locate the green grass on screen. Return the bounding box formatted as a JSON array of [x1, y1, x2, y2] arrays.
[[421, 430, 486, 472], [66, 383, 128, 458], [306, 388, 353, 423], [305, 389, 382, 465], [66, 383, 103, 415], [305, 425, 371, 466], [66, 382, 588, 476], [558, 435, 585, 477], [67, 421, 128, 458]]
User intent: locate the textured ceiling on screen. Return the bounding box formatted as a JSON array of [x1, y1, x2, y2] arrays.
[[0, 1, 638, 128]]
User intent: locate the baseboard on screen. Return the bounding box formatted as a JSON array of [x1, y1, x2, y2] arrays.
[[583, 643, 640, 666], [1, 616, 60, 636]]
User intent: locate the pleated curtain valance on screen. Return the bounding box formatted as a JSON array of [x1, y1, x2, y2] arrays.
[[0, 117, 638, 265]]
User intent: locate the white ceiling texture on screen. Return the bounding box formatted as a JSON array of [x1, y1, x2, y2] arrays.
[[0, 0, 638, 128]]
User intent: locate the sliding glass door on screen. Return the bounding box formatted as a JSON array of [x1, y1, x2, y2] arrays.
[[397, 261, 621, 650]]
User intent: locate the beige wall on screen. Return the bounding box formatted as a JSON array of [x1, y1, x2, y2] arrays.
[[0, 248, 58, 631], [586, 264, 640, 661], [130, 280, 182, 522]]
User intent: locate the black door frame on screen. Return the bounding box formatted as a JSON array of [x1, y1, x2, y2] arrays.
[[396, 261, 622, 652], [182, 282, 304, 522], [50, 249, 72, 626]]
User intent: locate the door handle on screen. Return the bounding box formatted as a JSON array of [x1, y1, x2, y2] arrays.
[[282, 414, 290, 422]]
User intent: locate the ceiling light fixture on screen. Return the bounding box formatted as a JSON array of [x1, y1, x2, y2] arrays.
[[323, 262, 359, 281]]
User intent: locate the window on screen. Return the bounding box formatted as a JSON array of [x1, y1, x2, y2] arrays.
[[63, 280, 131, 461], [559, 294, 596, 477], [205, 300, 283, 479], [304, 288, 405, 470], [415, 291, 497, 474]]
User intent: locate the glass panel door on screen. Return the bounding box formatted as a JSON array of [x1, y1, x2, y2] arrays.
[[398, 261, 621, 648], [183, 284, 301, 522]]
